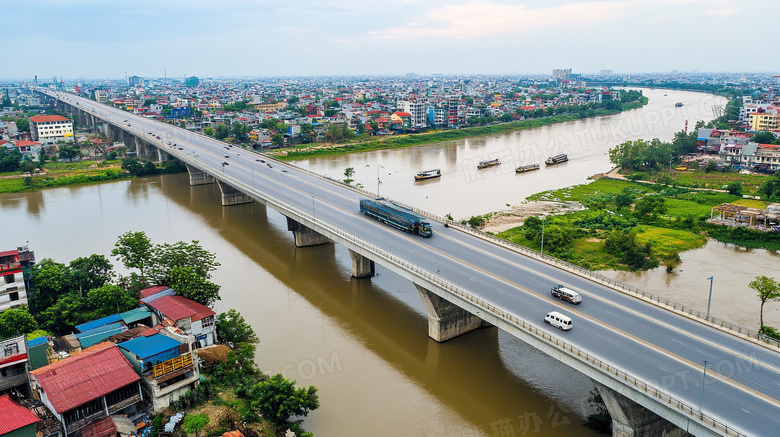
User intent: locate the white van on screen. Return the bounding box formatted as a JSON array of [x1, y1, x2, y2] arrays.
[[544, 311, 573, 331], [551, 285, 583, 304]]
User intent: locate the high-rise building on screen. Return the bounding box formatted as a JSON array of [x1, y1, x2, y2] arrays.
[[397, 100, 428, 128], [128, 76, 141, 86], [600, 70, 614, 76], [552, 69, 571, 81], [185, 76, 199, 87], [0, 245, 35, 312]]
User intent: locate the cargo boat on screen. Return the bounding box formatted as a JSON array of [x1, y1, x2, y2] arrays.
[[515, 163, 540, 173], [477, 159, 501, 169], [414, 169, 441, 181], [545, 154, 568, 166]]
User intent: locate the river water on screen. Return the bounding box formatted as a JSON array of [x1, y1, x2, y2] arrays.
[[3, 88, 775, 436]]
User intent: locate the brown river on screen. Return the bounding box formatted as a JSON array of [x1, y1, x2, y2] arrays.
[[3, 88, 777, 436]]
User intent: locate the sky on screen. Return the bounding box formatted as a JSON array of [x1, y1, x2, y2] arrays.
[[3, 0, 777, 80]]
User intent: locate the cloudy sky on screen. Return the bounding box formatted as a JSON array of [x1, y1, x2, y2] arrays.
[[3, 0, 775, 80]]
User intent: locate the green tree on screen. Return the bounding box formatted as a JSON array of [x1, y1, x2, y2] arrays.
[[748, 276, 780, 328], [231, 122, 250, 142], [759, 174, 780, 199], [214, 124, 230, 140], [604, 229, 656, 270], [0, 147, 22, 172], [0, 308, 39, 338], [204, 127, 214, 137], [216, 309, 259, 345], [752, 131, 778, 145], [86, 284, 138, 319], [168, 266, 221, 308], [67, 255, 114, 293], [635, 195, 666, 217], [182, 414, 210, 437], [112, 231, 153, 281], [146, 239, 220, 285], [15, 118, 30, 133], [727, 181, 743, 196], [251, 374, 320, 426], [58, 145, 80, 162], [704, 160, 719, 173], [38, 293, 90, 334], [29, 259, 70, 315], [19, 156, 38, 174], [272, 134, 284, 147], [343, 167, 355, 184]]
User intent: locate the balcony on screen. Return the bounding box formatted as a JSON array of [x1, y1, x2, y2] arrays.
[[152, 354, 193, 382], [0, 372, 29, 391]]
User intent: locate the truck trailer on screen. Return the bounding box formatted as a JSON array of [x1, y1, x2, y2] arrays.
[[359, 198, 433, 237]]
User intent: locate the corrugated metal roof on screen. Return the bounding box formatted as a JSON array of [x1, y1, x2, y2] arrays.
[[80, 416, 117, 437], [140, 288, 176, 304], [74, 322, 124, 339], [0, 394, 40, 433], [118, 334, 182, 360], [146, 295, 215, 322], [29, 343, 139, 414], [139, 285, 171, 298], [78, 326, 128, 349], [120, 307, 152, 324], [76, 314, 123, 333], [27, 336, 48, 347]]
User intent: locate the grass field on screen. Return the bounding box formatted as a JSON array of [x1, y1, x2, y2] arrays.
[[527, 178, 656, 203], [634, 226, 708, 258]]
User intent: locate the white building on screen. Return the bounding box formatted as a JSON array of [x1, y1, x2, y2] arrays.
[[397, 100, 428, 128], [0, 246, 35, 312], [29, 114, 73, 145]]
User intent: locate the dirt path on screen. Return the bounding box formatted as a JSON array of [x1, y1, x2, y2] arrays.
[[482, 200, 585, 233]]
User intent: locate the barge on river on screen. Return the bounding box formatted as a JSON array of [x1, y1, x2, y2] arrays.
[[414, 169, 442, 181], [545, 154, 568, 166], [477, 159, 501, 169], [516, 163, 540, 173]]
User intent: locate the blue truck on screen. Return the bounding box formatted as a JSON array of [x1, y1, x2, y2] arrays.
[[359, 198, 433, 237]]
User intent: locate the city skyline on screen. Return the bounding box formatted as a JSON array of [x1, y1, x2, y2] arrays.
[[3, 0, 778, 79]]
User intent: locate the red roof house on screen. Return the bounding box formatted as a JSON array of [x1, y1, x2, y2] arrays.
[[29, 115, 68, 123], [144, 295, 216, 347], [0, 394, 40, 435], [29, 343, 142, 435]]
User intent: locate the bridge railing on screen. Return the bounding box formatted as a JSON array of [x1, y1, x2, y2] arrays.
[[233, 179, 748, 436], [50, 90, 779, 350], [272, 156, 779, 350]]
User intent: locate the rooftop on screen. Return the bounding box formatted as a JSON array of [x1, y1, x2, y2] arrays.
[[0, 395, 39, 434], [146, 295, 215, 322]]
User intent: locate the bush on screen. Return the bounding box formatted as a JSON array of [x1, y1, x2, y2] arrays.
[[627, 172, 644, 181], [760, 326, 780, 340], [467, 215, 486, 228]]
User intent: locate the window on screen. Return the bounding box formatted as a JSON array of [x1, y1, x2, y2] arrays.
[[4, 274, 14, 284], [9, 292, 19, 301], [4, 343, 19, 357], [201, 316, 214, 328]]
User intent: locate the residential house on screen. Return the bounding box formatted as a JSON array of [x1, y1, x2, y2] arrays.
[[0, 246, 35, 312], [391, 112, 411, 129], [29, 115, 73, 145], [0, 336, 31, 398], [14, 141, 42, 161], [753, 144, 780, 171], [117, 332, 198, 412], [0, 394, 40, 437], [29, 343, 143, 437], [750, 112, 779, 132], [141, 288, 216, 348]]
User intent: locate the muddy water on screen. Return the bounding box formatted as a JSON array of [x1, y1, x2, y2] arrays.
[[1, 175, 601, 436], [292, 88, 727, 219]]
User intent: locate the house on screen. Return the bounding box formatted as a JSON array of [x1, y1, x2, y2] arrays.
[[117, 332, 198, 412], [28, 115, 73, 145], [0, 336, 31, 398], [0, 394, 40, 437], [0, 246, 35, 312], [391, 112, 411, 129], [29, 343, 143, 437], [14, 141, 42, 161], [141, 289, 216, 347]]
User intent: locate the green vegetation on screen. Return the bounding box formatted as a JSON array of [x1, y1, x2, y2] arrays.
[[497, 178, 780, 271], [276, 96, 649, 161]]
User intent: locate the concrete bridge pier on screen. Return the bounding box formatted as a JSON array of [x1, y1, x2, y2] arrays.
[[348, 249, 375, 278], [286, 217, 331, 247], [133, 136, 144, 157], [185, 164, 214, 186], [415, 285, 491, 342], [216, 180, 253, 206], [102, 122, 111, 139], [156, 147, 170, 162], [593, 381, 690, 437]]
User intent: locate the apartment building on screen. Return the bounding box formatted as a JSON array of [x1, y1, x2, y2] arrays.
[[750, 112, 779, 131], [28, 115, 73, 145], [0, 246, 35, 312]]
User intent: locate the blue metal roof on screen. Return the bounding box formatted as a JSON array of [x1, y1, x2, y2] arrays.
[[74, 322, 124, 339], [75, 314, 123, 333], [120, 307, 152, 324], [27, 336, 48, 347], [77, 325, 128, 348], [118, 334, 182, 360]]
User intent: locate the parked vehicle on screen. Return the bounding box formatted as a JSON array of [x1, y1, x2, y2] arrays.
[[544, 311, 573, 330], [551, 285, 582, 304], [359, 198, 433, 237], [545, 154, 568, 165]]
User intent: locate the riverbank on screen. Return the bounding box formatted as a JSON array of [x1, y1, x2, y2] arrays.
[[484, 177, 780, 272], [274, 97, 649, 161]]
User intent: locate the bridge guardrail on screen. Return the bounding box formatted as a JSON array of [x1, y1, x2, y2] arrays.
[[271, 154, 779, 350], [228, 175, 746, 437], [51, 89, 777, 350]]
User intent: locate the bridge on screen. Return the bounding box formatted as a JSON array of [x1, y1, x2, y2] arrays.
[[38, 89, 780, 437]]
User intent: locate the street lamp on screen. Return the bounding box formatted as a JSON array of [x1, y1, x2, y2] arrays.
[[706, 276, 714, 320], [699, 360, 710, 418]]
